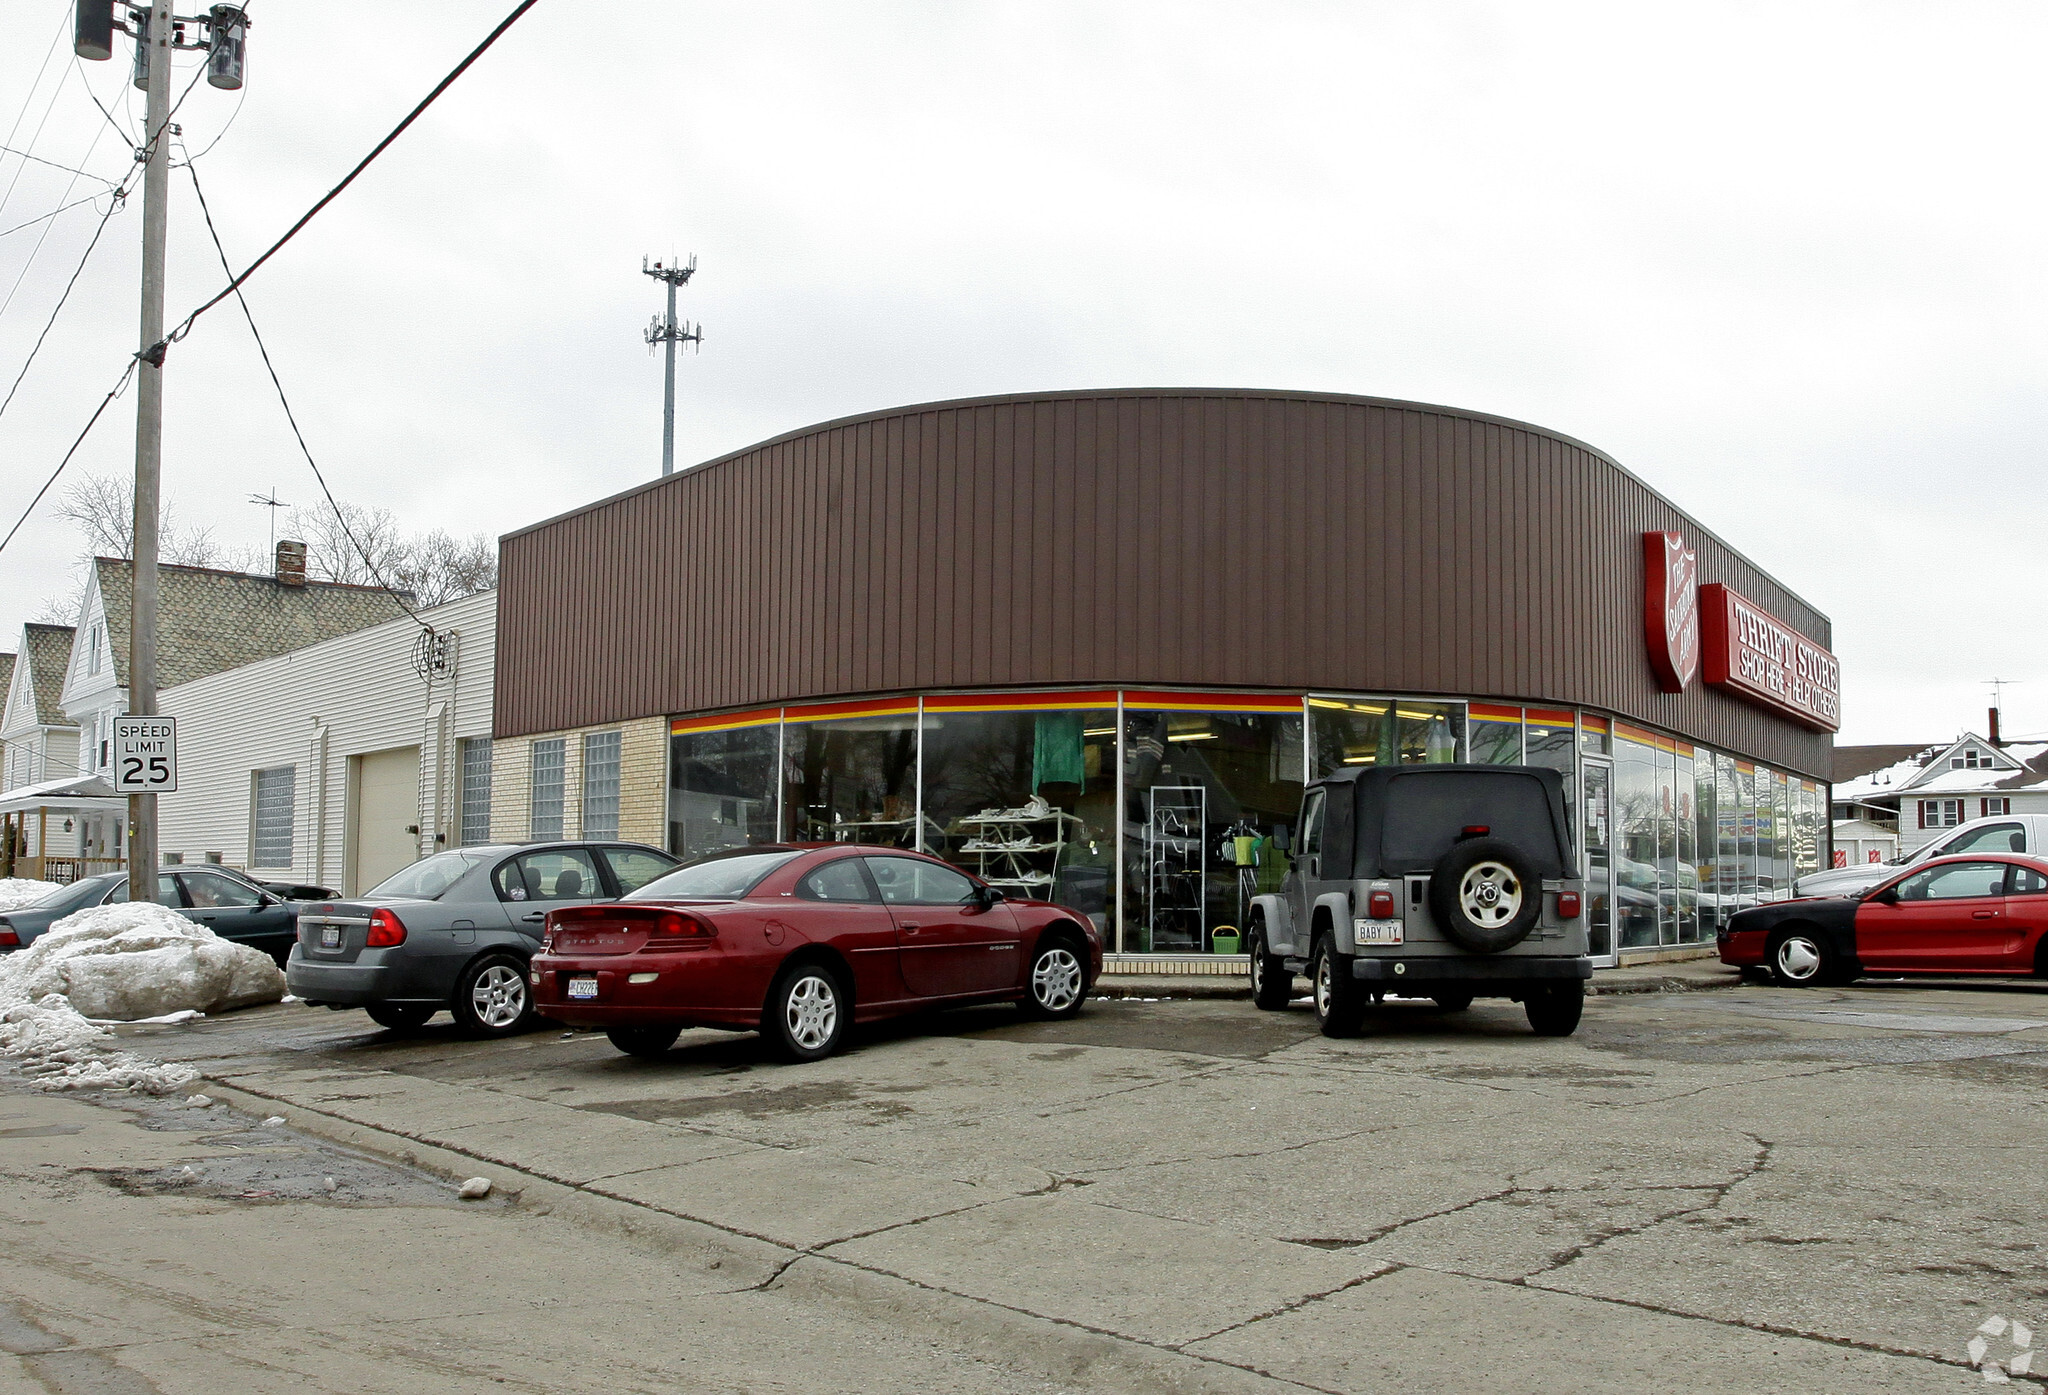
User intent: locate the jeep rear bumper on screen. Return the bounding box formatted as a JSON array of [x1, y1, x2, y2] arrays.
[[1349, 955, 1592, 983]]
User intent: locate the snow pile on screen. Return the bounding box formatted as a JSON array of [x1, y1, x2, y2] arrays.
[[0, 901, 285, 1093], [0, 878, 61, 911]]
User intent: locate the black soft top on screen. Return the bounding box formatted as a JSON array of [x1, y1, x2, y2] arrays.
[[1318, 764, 1574, 879]]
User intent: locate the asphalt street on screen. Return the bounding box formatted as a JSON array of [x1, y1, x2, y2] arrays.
[[5, 974, 2046, 1393]]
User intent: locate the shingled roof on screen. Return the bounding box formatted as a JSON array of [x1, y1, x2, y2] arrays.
[[92, 558, 410, 691], [0, 655, 12, 719], [23, 624, 77, 726]]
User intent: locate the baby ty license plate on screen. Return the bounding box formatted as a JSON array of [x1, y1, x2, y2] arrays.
[[1353, 917, 1403, 946], [567, 977, 600, 1001]]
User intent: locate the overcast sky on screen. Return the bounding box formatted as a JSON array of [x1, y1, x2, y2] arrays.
[[2, 1, 2041, 747]]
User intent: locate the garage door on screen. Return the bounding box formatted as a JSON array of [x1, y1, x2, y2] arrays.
[[350, 745, 420, 894]]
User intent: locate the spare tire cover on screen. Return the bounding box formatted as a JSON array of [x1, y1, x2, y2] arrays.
[[1427, 837, 1542, 954]]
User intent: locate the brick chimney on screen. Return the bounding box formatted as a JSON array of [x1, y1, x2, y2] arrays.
[[1989, 705, 2003, 748], [275, 539, 307, 587]]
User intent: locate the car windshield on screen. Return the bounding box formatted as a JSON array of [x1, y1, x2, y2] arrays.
[[366, 852, 481, 900], [625, 850, 801, 901]]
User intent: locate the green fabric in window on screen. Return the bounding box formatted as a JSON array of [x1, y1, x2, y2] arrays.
[[1032, 713, 1086, 790]]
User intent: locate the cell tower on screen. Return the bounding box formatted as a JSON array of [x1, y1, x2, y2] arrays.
[[643, 256, 703, 477]]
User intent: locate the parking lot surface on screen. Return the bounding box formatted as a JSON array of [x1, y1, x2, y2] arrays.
[[7, 976, 2047, 1392]]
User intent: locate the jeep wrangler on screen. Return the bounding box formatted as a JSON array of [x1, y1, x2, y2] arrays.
[[1247, 764, 1591, 1037]]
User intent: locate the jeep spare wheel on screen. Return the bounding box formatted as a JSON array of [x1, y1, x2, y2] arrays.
[[1427, 837, 1542, 954]]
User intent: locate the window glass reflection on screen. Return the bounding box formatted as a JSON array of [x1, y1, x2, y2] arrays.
[[919, 698, 1117, 935], [783, 706, 919, 847], [1468, 704, 1523, 764], [669, 717, 780, 858], [1612, 723, 1661, 949], [1123, 703, 1305, 954], [1309, 697, 1464, 774]]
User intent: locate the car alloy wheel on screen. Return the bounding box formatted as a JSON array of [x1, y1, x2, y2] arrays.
[[471, 963, 528, 1029], [783, 971, 839, 1053], [1458, 861, 1524, 928], [452, 953, 535, 1038], [1021, 942, 1086, 1019]]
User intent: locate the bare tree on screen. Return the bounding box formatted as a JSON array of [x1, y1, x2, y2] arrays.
[[40, 475, 495, 616], [284, 504, 495, 606], [54, 473, 225, 568], [390, 528, 498, 607]]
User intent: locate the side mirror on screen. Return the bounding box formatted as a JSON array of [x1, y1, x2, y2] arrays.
[[1272, 825, 1292, 853], [1868, 886, 1900, 905], [976, 884, 1005, 907]]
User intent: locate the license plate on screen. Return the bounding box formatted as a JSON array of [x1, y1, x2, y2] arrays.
[[567, 977, 599, 1001], [319, 926, 341, 949], [1354, 917, 1403, 945]]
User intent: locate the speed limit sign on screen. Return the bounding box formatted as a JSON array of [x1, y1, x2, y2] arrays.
[[112, 716, 178, 793]]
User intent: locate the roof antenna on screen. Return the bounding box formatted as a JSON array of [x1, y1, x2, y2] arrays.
[[249, 489, 288, 557]]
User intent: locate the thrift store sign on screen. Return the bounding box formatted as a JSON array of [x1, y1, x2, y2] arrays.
[[1700, 584, 1841, 733]]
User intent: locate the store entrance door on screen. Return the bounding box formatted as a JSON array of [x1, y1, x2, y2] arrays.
[[1581, 759, 1617, 967]]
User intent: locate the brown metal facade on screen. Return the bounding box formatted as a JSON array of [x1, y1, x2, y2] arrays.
[[494, 389, 1834, 779]]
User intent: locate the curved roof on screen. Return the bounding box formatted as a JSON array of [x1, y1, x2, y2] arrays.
[[496, 388, 1834, 777]]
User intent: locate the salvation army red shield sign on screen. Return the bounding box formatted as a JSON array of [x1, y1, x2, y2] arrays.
[[1642, 531, 1699, 693]]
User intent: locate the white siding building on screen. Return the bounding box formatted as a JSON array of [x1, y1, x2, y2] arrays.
[[1, 624, 80, 795], [157, 590, 496, 895], [1830, 732, 2048, 856]]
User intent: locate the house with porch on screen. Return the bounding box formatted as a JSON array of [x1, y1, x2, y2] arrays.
[[5, 547, 408, 882]]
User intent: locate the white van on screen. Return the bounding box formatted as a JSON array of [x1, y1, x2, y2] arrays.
[[1795, 814, 2048, 899]]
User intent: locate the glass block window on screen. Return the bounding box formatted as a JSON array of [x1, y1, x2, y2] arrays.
[[252, 766, 295, 868], [460, 738, 493, 846], [530, 738, 565, 840], [582, 731, 622, 840]]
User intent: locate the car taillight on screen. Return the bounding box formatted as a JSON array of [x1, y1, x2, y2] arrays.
[[365, 909, 407, 947], [1367, 889, 1396, 919], [646, 911, 715, 941], [0, 922, 16, 948], [1556, 891, 1582, 919]]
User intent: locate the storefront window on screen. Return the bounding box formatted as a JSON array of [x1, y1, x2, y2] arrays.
[[1613, 723, 1660, 949], [668, 712, 781, 857], [1524, 708, 1577, 860], [918, 694, 1119, 934], [1733, 760, 1759, 908], [1580, 713, 1610, 756], [1675, 743, 1698, 943], [1309, 697, 1463, 774], [1695, 752, 1721, 939], [1773, 771, 1793, 900], [781, 700, 920, 847], [1795, 780, 1821, 879], [1124, 694, 1305, 954], [1468, 704, 1523, 764]]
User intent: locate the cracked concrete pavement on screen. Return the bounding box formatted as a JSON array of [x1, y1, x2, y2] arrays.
[[7, 976, 2047, 1392]]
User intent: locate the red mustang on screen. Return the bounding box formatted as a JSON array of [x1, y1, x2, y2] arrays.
[[1719, 853, 2048, 986], [532, 845, 1103, 1061]]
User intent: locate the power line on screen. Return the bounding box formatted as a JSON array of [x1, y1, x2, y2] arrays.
[[183, 157, 427, 630], [160, 0, 542, 356], [0, 6, 79, 223], [0, 359, 136, 559], [0, 158, 133, 427], [0, 143, 120, 190], [0, 190, 108, 241]]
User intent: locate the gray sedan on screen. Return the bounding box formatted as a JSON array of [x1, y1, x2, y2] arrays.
[[286, 841, 679, 1036]]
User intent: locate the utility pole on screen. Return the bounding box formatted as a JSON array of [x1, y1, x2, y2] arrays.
[[76, 0, 247, 903], [127, 0, 173, 904], [642, 256, 702, 477]]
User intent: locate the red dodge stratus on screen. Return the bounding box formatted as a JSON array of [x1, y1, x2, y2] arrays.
[[1719, 852, 2048, 986], [532, 844, 1103, 1061]]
